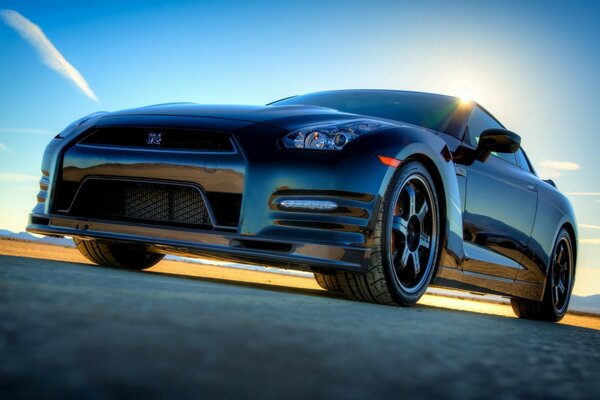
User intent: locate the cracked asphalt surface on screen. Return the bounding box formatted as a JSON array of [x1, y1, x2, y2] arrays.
[[1, 253, 600, 400]]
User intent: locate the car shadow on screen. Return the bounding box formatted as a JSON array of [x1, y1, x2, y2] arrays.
[[3, 254, 598, 332]]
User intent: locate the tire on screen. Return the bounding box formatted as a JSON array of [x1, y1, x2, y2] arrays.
[[336, 161, 442, 306], [314, 272, 342, 292], [74, 238, 164, 270], [511, 228, 574, 322]]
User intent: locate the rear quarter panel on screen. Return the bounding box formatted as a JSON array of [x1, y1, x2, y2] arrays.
[[517, 180, 578, 284]]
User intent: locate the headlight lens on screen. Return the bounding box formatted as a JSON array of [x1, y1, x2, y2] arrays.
[[283, 120, 389, 150]]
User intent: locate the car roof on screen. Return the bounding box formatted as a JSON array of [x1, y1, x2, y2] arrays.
[[274, 89, 507, 139], [292, 89, 461, 102]]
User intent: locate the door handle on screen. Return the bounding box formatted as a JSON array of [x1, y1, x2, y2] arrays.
[[526, 184, 536, 192]]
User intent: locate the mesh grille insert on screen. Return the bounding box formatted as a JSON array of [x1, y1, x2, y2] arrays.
[[70, 180, 212, 227]]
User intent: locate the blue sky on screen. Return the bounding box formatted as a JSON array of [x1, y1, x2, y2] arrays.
[[1, 0, 599, 295]]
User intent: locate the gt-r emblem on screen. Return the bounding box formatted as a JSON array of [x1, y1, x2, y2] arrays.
[[147, 132, 162, 145]]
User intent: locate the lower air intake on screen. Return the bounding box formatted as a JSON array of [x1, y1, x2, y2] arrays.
[[70, 179, 212, 228]]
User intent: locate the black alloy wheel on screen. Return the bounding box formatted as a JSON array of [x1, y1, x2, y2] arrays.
[[335, 161, 441, 306], [388, 173, 439, 296], [511, 228, 574, 322], [550, 232, 574, 315]]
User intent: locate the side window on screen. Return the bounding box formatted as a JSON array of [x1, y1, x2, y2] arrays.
[[466, 107, 516, 165], [515, 148, 534, 174]]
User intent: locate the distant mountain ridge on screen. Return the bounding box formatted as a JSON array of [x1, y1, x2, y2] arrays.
[[569, 294, 600, 315], [0, 229, 74, 247], [0, 229, 598, 314]]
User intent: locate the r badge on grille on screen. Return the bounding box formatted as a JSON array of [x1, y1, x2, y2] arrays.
[[147, 132, 162, 145]]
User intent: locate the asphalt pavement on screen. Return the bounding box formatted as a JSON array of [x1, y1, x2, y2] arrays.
[[1, 254, 599, 400]]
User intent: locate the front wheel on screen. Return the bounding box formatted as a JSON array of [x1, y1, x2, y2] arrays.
[[74, 238, 164, 270], [336, 161, 442, 306], [511, 228, 574, 322], [313, 273, 342, 292]]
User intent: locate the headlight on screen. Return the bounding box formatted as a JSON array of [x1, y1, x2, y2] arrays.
[[282, 119, 390, 150]]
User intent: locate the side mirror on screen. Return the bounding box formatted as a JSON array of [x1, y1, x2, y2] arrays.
[[476, 128, 521, 162]]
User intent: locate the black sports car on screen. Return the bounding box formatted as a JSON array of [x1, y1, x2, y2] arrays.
[[27, 90, 577, 322]]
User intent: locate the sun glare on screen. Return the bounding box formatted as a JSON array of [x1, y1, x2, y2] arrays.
[[458, 90, 473, 104]]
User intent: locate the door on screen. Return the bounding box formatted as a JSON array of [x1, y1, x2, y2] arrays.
[[461, 107, 538, 280]]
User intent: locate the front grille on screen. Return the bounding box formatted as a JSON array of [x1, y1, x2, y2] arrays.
[[69, 179, 212, 228], [79, 127, 234, 152]]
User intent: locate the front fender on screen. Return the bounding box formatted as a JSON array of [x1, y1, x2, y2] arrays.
[[234, 124, 464, 266], [360, 127, 464, 268]]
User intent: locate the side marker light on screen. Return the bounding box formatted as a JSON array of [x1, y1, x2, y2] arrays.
[[377, 155, 402, 168]]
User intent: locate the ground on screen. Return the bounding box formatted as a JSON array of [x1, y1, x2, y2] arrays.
[[1, 239, 599, 399]]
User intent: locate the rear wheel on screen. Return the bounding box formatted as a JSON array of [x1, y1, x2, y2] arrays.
[[336, 161, 441, 306], [313, 272, 342, 292], [74, 238, 164, 270], [511, 228, 574, 322]]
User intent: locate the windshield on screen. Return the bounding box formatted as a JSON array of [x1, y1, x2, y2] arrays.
[[271, 90, 462, 132]]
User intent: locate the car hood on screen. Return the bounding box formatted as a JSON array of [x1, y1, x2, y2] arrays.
[[103, 103, 404, 132]]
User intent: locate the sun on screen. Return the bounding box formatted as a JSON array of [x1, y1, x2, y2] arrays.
[[457, 89, 474, 104]]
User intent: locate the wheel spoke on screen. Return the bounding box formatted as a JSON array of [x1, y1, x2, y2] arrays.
[[553, 285, 560, 305], [560, 262, 568, 274], [556, 246, 564, 266], [412, 252, 420, 275], [419, 232, 431, 250], [557, 279, 566, 294], [401, 246, 410, 269], [417, 201, 429, 223], [405, 185, 416, 216], [392, 215, 409, 235]]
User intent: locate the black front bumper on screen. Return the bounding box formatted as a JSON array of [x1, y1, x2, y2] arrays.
[[28, 213, 370, 273], [27, 114, 397, 273]]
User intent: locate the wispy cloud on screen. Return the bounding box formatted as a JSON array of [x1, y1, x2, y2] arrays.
[[580, 238, 600, 244], [567, 193, 600, 204], [0, 143, 8, 152], [0, 9, 98, 101], [0, 172, 37, 182], [538, 160, 581, 178], [539, 160, 581, 170], [0, 128, 55, 135], [579, 224, 600, 230]]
